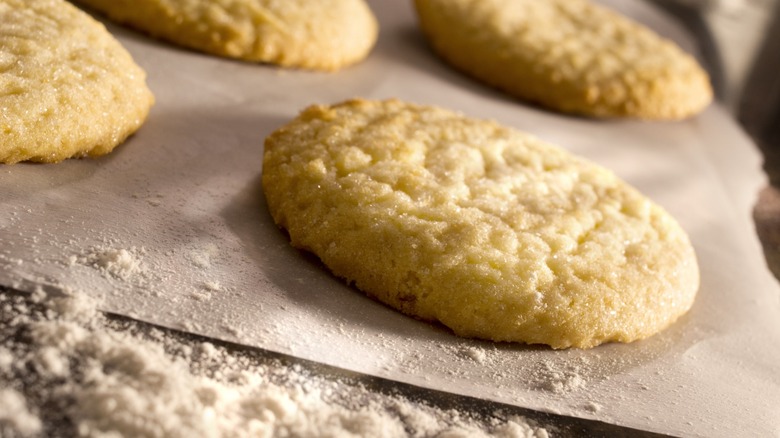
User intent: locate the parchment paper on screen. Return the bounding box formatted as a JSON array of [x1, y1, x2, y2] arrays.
[[2, 1, 779, 436]]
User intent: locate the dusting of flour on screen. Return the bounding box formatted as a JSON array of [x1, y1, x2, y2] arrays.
[[72, 246, 146, 280], [532, 360, 588, 394], [0, 388, 42, 437], [0, 287, 550, 438]]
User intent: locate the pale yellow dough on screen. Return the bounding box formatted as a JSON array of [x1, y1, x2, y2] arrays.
[[414, 0, 713, 120], [0, 0, 153, 164], [71, 0, 378, 71], [263, 99, 700, 349]]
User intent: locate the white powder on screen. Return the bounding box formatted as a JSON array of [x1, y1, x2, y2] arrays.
[[0, 347, 13, 372], [188, 244, 219, 269], [584, 401, 602, 413], [33, 346, 68, 378], [190, 290, 213, 302], [533, 360, 588, 394], [461, 347, 489, 364], [0, 288, 550, 437], [49, 288, 101, 323], [203, 280, 222, 292], [80, 246, 146, 280], [0, 388, 42, 437]]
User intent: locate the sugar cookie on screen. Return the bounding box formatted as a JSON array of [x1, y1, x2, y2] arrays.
[[263, 99, 699, 349], [72, 0, 378, 71], [414, 0, 712, 119], [0, 0, 153, 164]]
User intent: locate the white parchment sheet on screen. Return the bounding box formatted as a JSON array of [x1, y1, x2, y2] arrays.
[[2, 1, 779, 436]]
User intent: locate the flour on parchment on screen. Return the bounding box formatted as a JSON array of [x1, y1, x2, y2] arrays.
[[0, 287, 550, 437], [72, 246, 146, 280]]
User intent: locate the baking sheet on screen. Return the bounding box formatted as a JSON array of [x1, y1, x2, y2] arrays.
[[2, 1, 780, 436]]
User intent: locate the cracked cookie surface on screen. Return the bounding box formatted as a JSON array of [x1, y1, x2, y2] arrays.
[[72, 0, 378, 71], [0, 0, 153, 164], [262, 99, 699, 348], [414, 0, 712, 119]]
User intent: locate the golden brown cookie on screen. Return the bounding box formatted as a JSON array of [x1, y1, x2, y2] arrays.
[[262, 99, 700, 348], [0, 0, 153, 164], [414, 0, 713, 119], [72, 0, 378, 71]]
